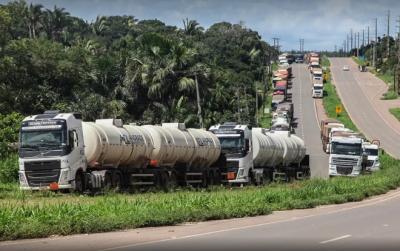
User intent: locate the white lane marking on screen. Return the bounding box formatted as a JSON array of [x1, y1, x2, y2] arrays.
[[97, 190, 400, 251], [320, 234, 351, 244]]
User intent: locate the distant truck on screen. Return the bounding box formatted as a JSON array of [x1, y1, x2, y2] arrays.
[[312, 83, 324, 98], [362, 141, 380, 171], [320, 119, 344, 153]]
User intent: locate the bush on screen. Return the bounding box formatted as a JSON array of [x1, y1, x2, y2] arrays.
[[382, 90, 398, 100], [0, 112, 24, 159], [0, 154, 19, 183]]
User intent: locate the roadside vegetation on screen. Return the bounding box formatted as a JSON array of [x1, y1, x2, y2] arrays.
[[1, 154, 400, 241], [389, 108, 400, 121]]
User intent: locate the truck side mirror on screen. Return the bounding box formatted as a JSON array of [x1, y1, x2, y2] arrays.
[[245, 139, 250, 152]]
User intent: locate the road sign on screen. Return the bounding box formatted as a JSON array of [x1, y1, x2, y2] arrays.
[[336, 105, 342, 115]]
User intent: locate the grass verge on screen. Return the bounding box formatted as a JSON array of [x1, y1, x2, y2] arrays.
[[389, 108, 400, 121], [1, 155, 400, 241]]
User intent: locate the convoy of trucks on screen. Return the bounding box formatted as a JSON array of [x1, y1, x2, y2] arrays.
[[18, 110, 310, 192]]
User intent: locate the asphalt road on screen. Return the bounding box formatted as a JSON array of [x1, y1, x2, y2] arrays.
[[2, 189, 400, 251], [329, 57, 400, 158], [291, 63, 328, 178]]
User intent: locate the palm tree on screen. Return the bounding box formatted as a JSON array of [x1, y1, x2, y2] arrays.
[[182, 18, 203, 36], [27, 3, 43, 38], [42, 6, 70, 41]]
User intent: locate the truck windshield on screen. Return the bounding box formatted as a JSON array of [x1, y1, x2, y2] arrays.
[[364, 148, 378, 156], [217, 136, 246, 157], [313, 86, 323, 90], [331, 142, 362, 155], [20, 130, 65, 148]]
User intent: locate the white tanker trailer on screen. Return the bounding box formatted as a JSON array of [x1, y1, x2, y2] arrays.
[[18, 111, 222, 192], [209, 123, 309, 184]]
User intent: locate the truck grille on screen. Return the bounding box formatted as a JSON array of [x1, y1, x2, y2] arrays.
[[331, 157, 358, 167], [337, 166, 353, 175], [24, 160, 61, 186], [226, 160, 239, 169]]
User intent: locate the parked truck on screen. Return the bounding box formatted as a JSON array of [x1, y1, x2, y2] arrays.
[[328, 130, 365, 177], [362, 140, 380, 171], [209, 123, 309, 183], [18, 111, 310, 191], [320, 118, 344, 153], [18, 111, 223, 192]]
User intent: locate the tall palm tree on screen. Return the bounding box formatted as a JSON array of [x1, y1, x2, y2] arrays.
[[182, 18, 203, 36], [42, 6, 70, 41], [27, 3, 43, 38]]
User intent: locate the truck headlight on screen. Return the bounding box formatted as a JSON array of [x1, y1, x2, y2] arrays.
[[237, 168, 245, 178], [19, 172, 28, 186], [59, 169, 70, 184]]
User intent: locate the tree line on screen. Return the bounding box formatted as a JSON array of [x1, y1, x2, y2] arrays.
[[0, 0, 276, 129]]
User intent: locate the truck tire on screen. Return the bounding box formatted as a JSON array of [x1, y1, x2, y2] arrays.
[[74, 171, 85, 193]]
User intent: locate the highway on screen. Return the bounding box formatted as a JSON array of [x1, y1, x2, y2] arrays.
[[2, 189, 400, 251], [329, 57, 400, 158], [291, 63, 328, 178]]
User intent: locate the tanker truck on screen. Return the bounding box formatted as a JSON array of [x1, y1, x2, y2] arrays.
[[18, 111, 223, 192], [208, 123, 309, 184]]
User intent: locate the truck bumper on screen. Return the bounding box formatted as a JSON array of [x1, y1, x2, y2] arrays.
[[20, 184, 73, 191]]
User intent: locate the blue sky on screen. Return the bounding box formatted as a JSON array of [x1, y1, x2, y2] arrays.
[[2, 0, 400, 51]]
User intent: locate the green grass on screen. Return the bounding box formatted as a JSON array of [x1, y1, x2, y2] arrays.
[[259, 93, 273, 128], [352, 56, 366, 66], [389, 108, 400, 121], [1, 154, 400, 241], [321, 56, 331, 67]]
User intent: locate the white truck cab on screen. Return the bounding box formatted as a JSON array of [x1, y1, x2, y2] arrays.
[[362, 142, 380, 171], [209, 123, 253, 184], [18, 111, 85, 190], [329, 135, 364, 177], [312, 83, 324, 98]]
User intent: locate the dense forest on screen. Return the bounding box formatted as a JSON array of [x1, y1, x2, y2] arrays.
[[0, 0, 277, 181], [0, 0, 276, 126]]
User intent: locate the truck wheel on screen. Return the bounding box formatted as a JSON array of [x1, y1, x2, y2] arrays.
[[104, 172, 113, 191], [162, 171, 177, 192], [113, 172, 122, 191], [74, 171, 85, 193]]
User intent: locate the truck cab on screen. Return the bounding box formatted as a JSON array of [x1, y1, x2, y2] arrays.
[[329, 135, 364, 177], [18, 111, 85, 190], [312, 83, 324, 98], [209, 123, 253, 184], [362, 142, 380, 171]]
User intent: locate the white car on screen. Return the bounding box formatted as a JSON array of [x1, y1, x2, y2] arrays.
[[342, 65, 350, 71]]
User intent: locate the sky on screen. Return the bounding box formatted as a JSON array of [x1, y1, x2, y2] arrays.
[[2, 0, 400, 51]]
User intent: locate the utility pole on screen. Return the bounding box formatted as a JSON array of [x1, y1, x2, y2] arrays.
[[350, 29, 353, 52], [362, 29, 365, 47], [357, 32, 360, 57], [273, 37, 280, 56], [347, 34, 350, 54], [299, 39, 304, 52], [387, 10, 390, 58], [395, 17, 400, 95], [373, 18, 377, 68], [367, 26, 370, 45]]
